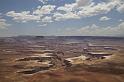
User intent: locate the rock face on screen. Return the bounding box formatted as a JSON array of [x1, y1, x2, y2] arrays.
[[18, 64, 54, 74], [87, 52, 112, 58], [15, 52, 56, 74], [16, 56, 53, 62], [0, 36, 123, 82], [15, 42, 113, 75]]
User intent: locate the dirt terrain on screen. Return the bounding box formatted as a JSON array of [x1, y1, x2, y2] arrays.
[[0, 36, 124, 82]]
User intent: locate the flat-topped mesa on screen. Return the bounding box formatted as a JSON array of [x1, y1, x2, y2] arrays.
[[83, 45, 113, 59], [103, 47, 118, 50], [17, 63, 54, 74], [17, 49, 55, 54], [41, 50, 55, 53], [23, 60, 52, 67], [87, 43, 113, 47], [34, 53, 53, 56], [87, 43, 118, 50], [64, 55, 88, 66], [87, 52, 112, 58], [28, 45, 45, 48], [16, 55, 54, 62]]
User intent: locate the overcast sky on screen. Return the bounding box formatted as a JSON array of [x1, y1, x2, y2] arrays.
[[0, 0, 124, 37]]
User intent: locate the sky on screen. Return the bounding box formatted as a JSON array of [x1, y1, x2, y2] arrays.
[[0, 0, 124, 37]]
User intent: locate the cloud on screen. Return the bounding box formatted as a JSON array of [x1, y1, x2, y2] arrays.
[[6, 5, 56, 23], [53, 12, 80, 21], [117, 3, 124, 13], [75, 0, 92, 7], [119, 19, 123, 22], [5, 0, 124, 24], [57, 4, 75, 12], [38, 0, 48, 4], [55, 0, 120, 21], [77, 1, 119, 17], [33, 5, 56, 15], [100, 16, 111, 21], [42, 16, 53, 23], [78, 22, 124, 36], [40, 0, 123, 23], [6, 11, 40, 22], [0, 18, 10, 29], [39, 23, 47, 27], [64, 22, 124, 36], [55, 3, 80, 21]]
